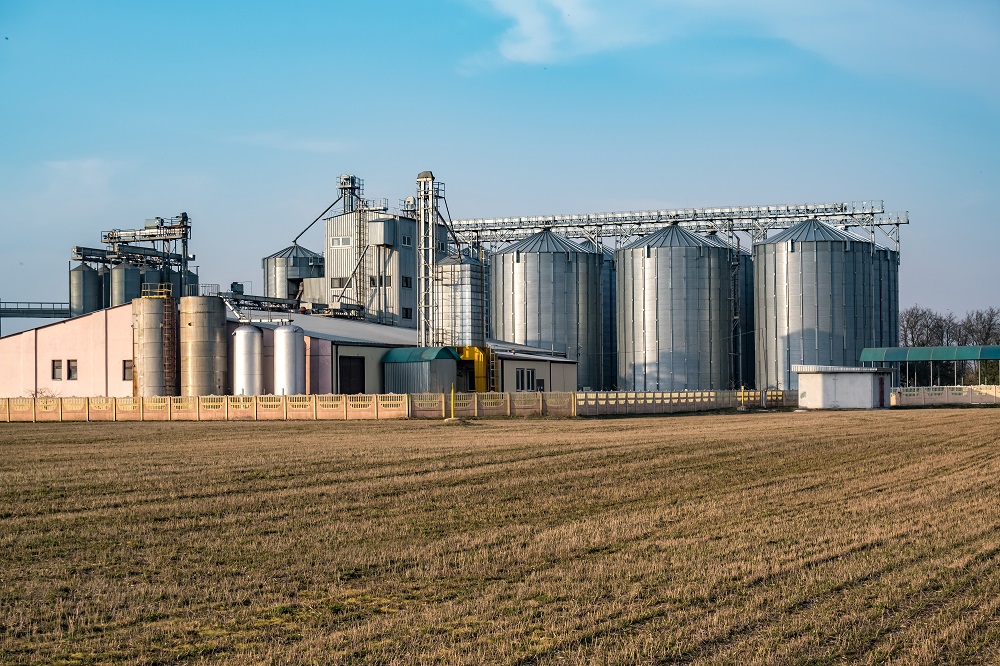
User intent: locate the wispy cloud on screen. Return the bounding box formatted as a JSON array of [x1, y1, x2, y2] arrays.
[[474, 0, 1000, 99], [227, 131, 344, 154]]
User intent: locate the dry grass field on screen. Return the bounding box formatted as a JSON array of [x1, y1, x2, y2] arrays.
[[1, 409, 999, 665]]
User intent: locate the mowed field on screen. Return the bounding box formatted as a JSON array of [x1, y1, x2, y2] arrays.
[[1, 410, 999, 665]]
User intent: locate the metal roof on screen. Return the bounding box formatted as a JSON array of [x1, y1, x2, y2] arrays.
[[762, 219, 867, 245], [793, 365, 893, 374], [264, 243, 323, 260], [861, 346, 1000, 362], [497, 229, 592, 254], [702, 231, 750, 254], [623, 224, 714, 250], [383, 347, 460, 363]]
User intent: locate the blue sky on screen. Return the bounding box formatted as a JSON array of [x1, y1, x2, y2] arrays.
[[1, 0, 998, 334]]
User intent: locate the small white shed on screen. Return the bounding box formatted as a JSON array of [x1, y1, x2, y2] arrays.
[[792, 365, 894, 409]]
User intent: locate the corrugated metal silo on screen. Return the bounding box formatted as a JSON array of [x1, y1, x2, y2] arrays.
[[141, 266, 164, 292], [111, 262, 142, 306], [753, 219, 875, 390], [873, 243, 899, 349], [273, 324, 306, 395], [703, 231, 755, 388], [600, 246, 617, 390], [233, 325, 264, 396], [617, 224, 732, 391], [179, 296, 228, 396], [264, 244, 324, 300], [490, 230, 603, 390], [434, 254, 486, 348], [69, 264, 101, 317]]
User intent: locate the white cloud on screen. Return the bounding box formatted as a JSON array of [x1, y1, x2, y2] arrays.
[[476, 0, 1000, 99]]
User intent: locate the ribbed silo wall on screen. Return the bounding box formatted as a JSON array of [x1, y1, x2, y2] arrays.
[[179, 296, 228, 396], [264, 257, 289, 299], [111, 263, 142, 306], [754, 238, 875, 390], [434, 261, 486, 348], [736, 250, 755, 388], [490, 250, 603, 390], [69, 264, 102, 317], [601, 251, 617, 390], [617, 244, 732, 391], [873, 247, 899, 348]]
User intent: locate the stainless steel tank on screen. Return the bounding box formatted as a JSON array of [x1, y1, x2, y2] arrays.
[[273, 324, 306, 395], [69, 264, 101, 317], [753, 219, 875, 390], [111, 262, 142, 306], [434, 254, 486, 348], [132, 296, 178, 396], [617, 224, 732, 391], [233, 325, 264, 396], [490, 230, 603, 390], [704, 231, 755, 388], [179, 296, 227, 396]]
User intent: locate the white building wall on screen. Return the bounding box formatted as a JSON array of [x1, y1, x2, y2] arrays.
[[797, 369, 891, 409]]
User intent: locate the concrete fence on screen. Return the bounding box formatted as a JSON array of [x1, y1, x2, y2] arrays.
[[0, 389, 796, 423], [891, 385, 1000, 407]]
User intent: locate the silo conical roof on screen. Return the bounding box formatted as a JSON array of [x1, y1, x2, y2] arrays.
[[265, 243, 323, 260], [624, 223, 713, 250], [763, 219, 866, 244], [499, 229, 592, 254], [703, 231, 750, 255]]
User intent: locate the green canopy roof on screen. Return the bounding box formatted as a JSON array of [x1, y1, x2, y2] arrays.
[[383, 346, 460, 363], [861, 346, 1000, 362]]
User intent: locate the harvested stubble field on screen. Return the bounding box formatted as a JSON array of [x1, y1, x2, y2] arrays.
[[1, 410, 999, 665]]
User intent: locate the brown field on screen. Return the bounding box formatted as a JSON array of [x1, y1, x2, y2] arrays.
[[1, 410, 999, 665]]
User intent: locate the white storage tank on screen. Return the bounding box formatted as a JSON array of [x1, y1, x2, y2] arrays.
[[617, 223, 732, 391], [273, 324, 306, 395], [233, 325, 264, 396]]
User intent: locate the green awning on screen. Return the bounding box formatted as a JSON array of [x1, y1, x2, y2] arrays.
[[382, 346, 460, 363], [861, 346, 1000, 363]]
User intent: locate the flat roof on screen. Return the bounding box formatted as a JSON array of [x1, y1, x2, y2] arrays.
[[861, 346, 1000, 362], [793, 365, 893, 374]]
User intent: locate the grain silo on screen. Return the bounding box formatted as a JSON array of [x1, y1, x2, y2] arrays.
[[704, 231, 755, 388], [132, 295, 179, 397], [754, 219, 877, 390], [110, 262, 142, 306], [179, 296, 227, 396], [69, 264, 101, 317], [872, 243, 900, 349], [434, 253, 486, 348], [617, 223, 732, 391], [490, 230, 603, 390], [600, 246, 617, 390], [264, 243, 325, 300]]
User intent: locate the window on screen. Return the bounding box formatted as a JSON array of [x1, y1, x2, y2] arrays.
[[331, 277, 349, 289], [402, 307, 413, 319], [401, 276, 412, 289], [123, 360, 133, 382], [437, 241, 446, 252], [369, 275, 390, 287], [515, 368, 525, 392], [67, 360, 78, 381], [330, 237, 352, 248], [401, 235, 412, 247], [515, 367, 537, 392], [51, 360, 62, 381]]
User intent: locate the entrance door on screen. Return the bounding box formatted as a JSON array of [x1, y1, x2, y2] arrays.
[[878, 376, 885, 408], [339, 356, 365, 395]]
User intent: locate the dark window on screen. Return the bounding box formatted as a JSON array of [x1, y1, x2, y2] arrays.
[[67, 360, 78, 381], [402, 276, 412, 288], [123, 360, 133, 382], [51, 360, 62, 381], [515, 368, 525, 392], [338, 356, 365, 395], [370, 275, 376, 287], [526, 369, 536, 391], [402, 308, 413, 319], [401, 235, 412, 247], [331, 277, 349, 289]]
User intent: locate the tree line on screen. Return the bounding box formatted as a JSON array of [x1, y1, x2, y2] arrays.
[[898, 305, 1000, 385]]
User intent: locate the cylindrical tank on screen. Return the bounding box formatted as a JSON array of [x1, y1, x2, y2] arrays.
[[872, 244, 899, 349], [703, 231, 755, 388], [753, 219, 875, 390], [179, 296, 227, 396], [233, 325, 264, 396], [97, 265, 111, 309], [273, 324, 306, 395], [132, 296, 178, 397], [617, 224, 732, 391], [111, 262, 142, 306], [490, 230, 603, 390], [69, 263, 102, 317], [434, 254, 486, 348], [600, 246, 617, 390], [263, 244, 324, 299]]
